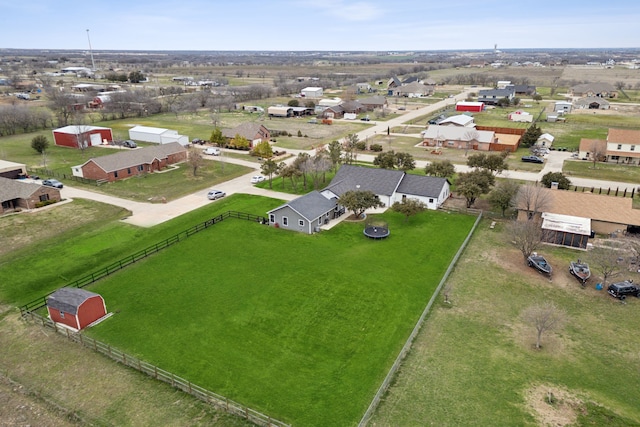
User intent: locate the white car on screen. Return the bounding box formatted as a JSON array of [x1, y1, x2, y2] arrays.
[[203, 147, 221, 156], [251, 175, 265, 184], [207, 189, 226, 200]]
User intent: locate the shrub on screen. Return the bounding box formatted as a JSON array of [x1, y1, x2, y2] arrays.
[[355, 141, 367, 150], [35, 199, 58, 208], [370, 143, 383, 152]]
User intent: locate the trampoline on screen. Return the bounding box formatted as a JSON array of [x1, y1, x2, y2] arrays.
[[363, 220, 390, 239]]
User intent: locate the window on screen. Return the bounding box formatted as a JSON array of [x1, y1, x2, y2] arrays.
[[114, 171, 118, 178], [138, 165, 144, 171], [282, 217, 288, 227], [318, 217, 322, 225], [127, 168, 131, 174], [617, 144, 622, 150], [269, 214, 275, 223], [298, 219, 304, 227], [429, 198, 434, 203], [59, 311, 65, 319], [39, 194, 50, 202], [447, 141, 455, 147]]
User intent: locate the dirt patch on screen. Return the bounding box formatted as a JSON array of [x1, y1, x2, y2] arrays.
[[524, 384, 584, 427]]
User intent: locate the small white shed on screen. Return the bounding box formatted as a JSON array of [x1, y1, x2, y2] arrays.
[[128, 126, 189, 146]]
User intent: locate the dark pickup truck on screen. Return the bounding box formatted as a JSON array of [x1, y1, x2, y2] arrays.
[[608, 281, 640, 300]]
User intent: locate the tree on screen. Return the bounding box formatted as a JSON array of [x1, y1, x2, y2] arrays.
[[373, 150, 396, 169], [589, 140, 607, 169], [588, 247, 624, 287], [467, 152, 508, 175], [488, 181, 520, 217], [261, 159, 280, 189], [327, 140, 342, 172], [342, 134, 359, 164], [509, 219, 543, 261], [455, 169, 495, 208], [522, 302, 566, 350], [496, 97, 511, 107], [230, 134, 250, 150], [210, 127, 225, 146], [520, 124, 543, 148], [128, 71, 145, 83], [395, 152, 416, 171], [532, 94, 543, 103], [338, 190, 384, 219], [252, 140, 273, 159], [516, 184, 552, 220], [424, 160, 455, 178], [187, 147, 203, 176], [31, 135, 49, 154], [287, 99, 299, 107], [541, 172, 571, 190], [391, 198, 426, 222]]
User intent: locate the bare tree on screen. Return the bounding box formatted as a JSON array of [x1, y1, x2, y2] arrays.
[[589, 140, 607, 169], [509, 219, 544, 261], [187, 147, 204, 177], [515, 184, 552, 221], [588, 247, 624, 287], [522, 302, 566, 350]]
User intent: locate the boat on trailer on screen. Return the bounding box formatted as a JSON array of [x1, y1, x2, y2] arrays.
[[527, 253, 552, 276], [569, 260, 591, 285]]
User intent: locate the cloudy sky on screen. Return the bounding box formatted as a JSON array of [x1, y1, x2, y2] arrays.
[[2, 0, 639, 51]]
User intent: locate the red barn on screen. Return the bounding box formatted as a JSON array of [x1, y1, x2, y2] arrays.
[[47, 288, 107, 330], [53, 125, 113, 149], [455, 101, 484, 113]]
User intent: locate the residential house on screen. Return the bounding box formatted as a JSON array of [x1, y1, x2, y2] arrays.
[[516, 187, 640, 238], [506, 84, 536, 96], [340, 100, 365, 114], [569, 82, 617, 98], [72, 142, 187, 182], [386, 76, 402, 89], [421, 125, 496, 150], [268, 165, 451, 234], [477, 88, 515, 105], [322, 104, 345, 119], [267, 191, 339, 234], [0, 177, 62, 214], [222, 123, 271, 148], [574, 97, 610, 110], [390, 81, 434, 98], [578, 138, 606, 161], [360, 96, 388, 111], [605, 128, 640, 165]]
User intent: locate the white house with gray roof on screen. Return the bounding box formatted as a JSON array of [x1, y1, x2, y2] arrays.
[[269, 165, 450, 234]]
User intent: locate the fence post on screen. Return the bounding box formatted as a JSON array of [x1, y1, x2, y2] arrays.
[[624, 189, 627, 197], [616, 187, 619, 196]]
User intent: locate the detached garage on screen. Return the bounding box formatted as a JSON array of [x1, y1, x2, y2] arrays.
[[128, 125, 189, 146], [47, 287, 107, 331], [0, 159, 27, 179], [53, 125, 113, 149], [456, 101, 484, 113]]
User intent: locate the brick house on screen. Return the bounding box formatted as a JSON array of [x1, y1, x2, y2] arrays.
[[72, 142, 187, 182], [0, 177, 61, 214]]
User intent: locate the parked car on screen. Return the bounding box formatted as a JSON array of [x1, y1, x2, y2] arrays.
[[203, 147, 221, 156], [360, 116, 371, 121], [251, 175, 265, 183], [122, 140, 137, 148], [207, 189, 226, 200], [521, 155, 544, 164], [607, 281, 640, 300], [191, 138, 206, 145], [42, 179, 63, 188]]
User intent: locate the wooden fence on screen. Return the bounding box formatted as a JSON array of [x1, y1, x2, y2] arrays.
[[20, 211, 267, 315], [29, 167, 97, 185], [23, 311, 290, 427], [358, 210, 483, 426]]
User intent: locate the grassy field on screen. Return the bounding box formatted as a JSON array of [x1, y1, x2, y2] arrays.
[[563, 159, 640, 183], [370, 222, 640, 426], [60, 202, 476, 426]]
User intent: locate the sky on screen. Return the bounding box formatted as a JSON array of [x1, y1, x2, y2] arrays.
[[1, 0, 639, 52]]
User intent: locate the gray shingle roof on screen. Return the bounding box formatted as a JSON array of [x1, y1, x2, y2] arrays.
[[326, 165, 405, 197], [478, 88, 515, 97], [222, 122, 269, 139], [0, 177, 43, 203], [396, 174, 449, 198], [284, 191, 337, 221], [360, 96, 387, 106], [82, 142, 185, 173], [47, 287, 102, 315]]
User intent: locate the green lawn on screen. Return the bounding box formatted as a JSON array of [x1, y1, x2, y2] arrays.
[[564, 159, 640, 183], [370, 222, 640, 426], [63, 202, 475, 427]]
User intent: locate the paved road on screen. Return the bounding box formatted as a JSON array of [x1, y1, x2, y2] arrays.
[[59, 87, 638, 227]]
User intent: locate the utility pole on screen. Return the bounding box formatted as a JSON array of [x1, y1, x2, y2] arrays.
[[86, 29, 96, 71]]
